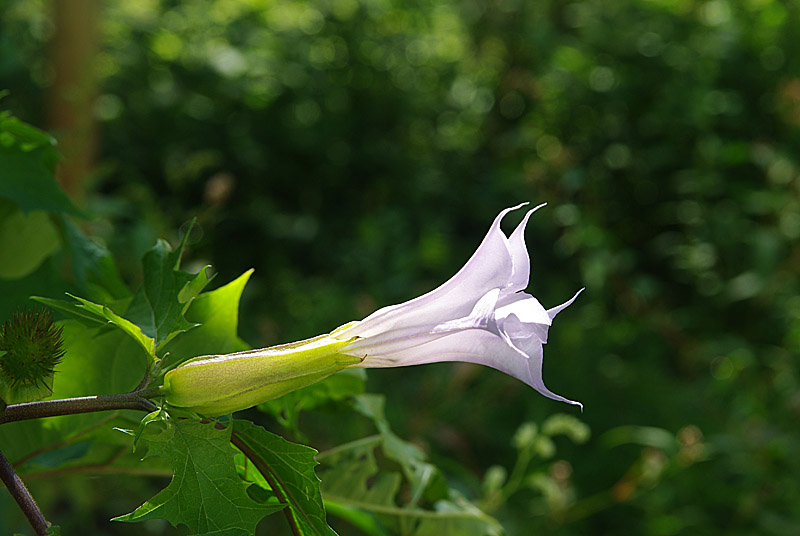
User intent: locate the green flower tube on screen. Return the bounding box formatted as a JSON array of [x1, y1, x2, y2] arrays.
[[163, 326, 361, 416]]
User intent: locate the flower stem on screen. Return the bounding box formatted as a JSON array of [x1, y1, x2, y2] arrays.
[[0, 448, 49, 535], [0, 388, 162, 425]]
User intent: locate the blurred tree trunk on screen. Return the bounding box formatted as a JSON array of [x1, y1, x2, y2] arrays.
[[47, 0, 100, 205]]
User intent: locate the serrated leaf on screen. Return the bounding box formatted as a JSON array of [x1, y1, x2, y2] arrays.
[[161, 270, 253, 369], [36, 234, 216, 366], [125, 238, 210, 352], [114, 419, 283, 534], [232, 419, 337, 536]]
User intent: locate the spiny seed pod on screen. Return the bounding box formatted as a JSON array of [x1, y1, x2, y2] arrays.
[[0, 309, 65, 404]]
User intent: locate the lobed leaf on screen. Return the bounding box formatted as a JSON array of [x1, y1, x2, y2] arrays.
[[125, 235, 214, 352], [114, 418, 283, 534], [161, 269, 253, 369], [232, 419, 337, 536]]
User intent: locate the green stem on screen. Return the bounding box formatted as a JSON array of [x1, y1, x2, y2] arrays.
[[0, 388, 162, 425], [0, 448, 49, 535]]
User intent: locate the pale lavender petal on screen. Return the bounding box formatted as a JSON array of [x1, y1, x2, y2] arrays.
[[335, 204, 527, 339], [496, 295, 551, 326], [506, 203, 546, 292], [348, 328, 581, 409], [431, 288, 499, 333], [547, 288, 585, 320], [503, 331, 583, 409], [499, 312, 549, 345], [340, 289, 500, 358]]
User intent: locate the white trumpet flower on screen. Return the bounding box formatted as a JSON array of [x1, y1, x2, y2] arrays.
[[164, 203, 582, 416], [332, 202, 583, 409]]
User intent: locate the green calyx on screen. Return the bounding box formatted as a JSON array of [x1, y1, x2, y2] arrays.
[[0, 309, 66, 404], [163, 328, 362, 416]]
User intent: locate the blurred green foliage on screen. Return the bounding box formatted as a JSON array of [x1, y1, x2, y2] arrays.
[[2, 0, 800, 534]]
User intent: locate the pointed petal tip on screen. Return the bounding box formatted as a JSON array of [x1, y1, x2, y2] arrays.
[[508, 201, 546, 213], [554, 395, 583, 412]]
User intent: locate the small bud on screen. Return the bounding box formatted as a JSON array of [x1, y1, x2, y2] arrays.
[[0, 309, 65, 404]]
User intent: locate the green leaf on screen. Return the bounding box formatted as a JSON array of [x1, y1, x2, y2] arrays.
[[31, 296, 110, 327], [35, 293, 155, 366], [353, 394, 441, 505], [315, 394, 504, 536], [0, 199, 60, 280], [114, 418, 283, 533], [65, 293, 157, 365], [233, 419, 337, 536], [36, 233, 216, 366], [125, 237, 214, 352], [0, 110, 84, 217], [161, 269, 253, 369], [319, 436, 502, 536]]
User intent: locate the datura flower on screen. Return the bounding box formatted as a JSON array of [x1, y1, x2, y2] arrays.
[[163, 203, 582, 416]]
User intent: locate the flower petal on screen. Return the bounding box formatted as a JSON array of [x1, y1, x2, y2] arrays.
[[336, 204, 528, 339], [496, 294, 551, 326], [547, 288, 585, 320], [340, 288, 500, 357], [347, 328, 581, 409], [506, 203, 546, 291]]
